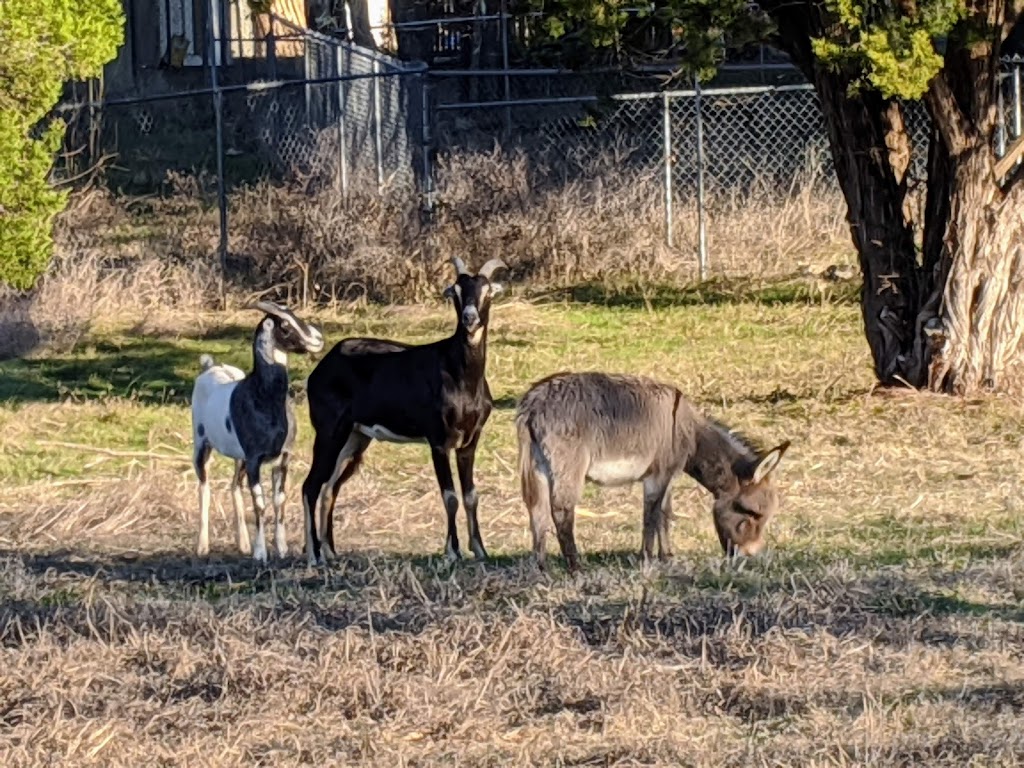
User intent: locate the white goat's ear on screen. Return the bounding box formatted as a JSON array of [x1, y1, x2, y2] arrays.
[[751, 440, 790, 484]]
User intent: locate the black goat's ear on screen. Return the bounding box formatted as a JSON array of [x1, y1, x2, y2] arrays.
[[442, 284, 457, 301]]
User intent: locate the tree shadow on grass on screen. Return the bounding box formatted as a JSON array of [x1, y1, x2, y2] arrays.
[[3, 543, 1021, 654], [533, 277, 860, 310]]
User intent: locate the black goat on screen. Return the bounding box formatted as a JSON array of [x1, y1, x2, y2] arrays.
[[300, 257, 506, 566], [191, 301, 324, 562]]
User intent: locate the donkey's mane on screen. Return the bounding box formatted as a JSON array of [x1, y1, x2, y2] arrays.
[[706, 418, 763, 459]]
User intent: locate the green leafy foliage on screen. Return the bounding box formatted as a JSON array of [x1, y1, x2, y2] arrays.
[[811, 0, 966, 98], [0, 0, 124, 289], [523, 0, 770, 79]]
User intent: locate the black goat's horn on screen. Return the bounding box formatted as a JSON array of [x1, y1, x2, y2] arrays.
[[450, 256, 470, 276], [478, 258, 507, 280]]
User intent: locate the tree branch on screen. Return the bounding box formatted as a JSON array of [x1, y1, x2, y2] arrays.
[[924, 71, 972, 156], [995, 134, 1024, 182]]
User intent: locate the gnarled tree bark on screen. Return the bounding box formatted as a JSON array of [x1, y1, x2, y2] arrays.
[[765, 2, 1024, 395]]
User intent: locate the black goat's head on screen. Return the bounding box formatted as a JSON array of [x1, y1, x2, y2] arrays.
[[254, 300, 325, 358], [443, 257, 506, 345]]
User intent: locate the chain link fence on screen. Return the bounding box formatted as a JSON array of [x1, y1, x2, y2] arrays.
[[52, 42, 1024, 293]]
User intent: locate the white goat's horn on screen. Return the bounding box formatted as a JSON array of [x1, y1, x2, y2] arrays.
[[450, 256, 470, 276], [255, 300, 286, 317], [478, 258, 507, 280]]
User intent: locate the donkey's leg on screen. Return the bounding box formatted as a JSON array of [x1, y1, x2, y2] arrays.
[[320, 432, 371, 560], [656, 487, 674, 561], [549, 448, 587, 573], [456, 437, 487, 560], [194, 442, 213, 557], [641, 476, 670, 562], [230, 459, 252, 555], [430, 445, 462, 562], [245, 458, 269, 564], [301, 427, 350, 567], [271, 453, 289, 558], [526, 464, 552, 571]]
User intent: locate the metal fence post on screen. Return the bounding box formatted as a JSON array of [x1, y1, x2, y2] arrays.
[[335, 47, 349, 199], [662, 92, 674, 248], [421, 71, 434, 211], [694, 77, 708, 281], [372, 59, 385, 191], [997, 77, 1007, 155], [207, 0, 228, 289], [1014, 62, 1022, 138], [304, 34, 312, 121]]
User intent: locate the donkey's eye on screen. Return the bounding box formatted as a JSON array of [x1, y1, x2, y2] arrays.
[[734, 502, 759, 518]]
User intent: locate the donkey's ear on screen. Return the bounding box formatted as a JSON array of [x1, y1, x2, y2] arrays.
[[751, 440, 790, 484]]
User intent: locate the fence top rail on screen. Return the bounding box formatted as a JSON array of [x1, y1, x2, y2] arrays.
[[268, 13, 424, 74]]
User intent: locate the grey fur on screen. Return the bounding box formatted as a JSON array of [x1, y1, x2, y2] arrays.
[[516, 371, 790, 572]]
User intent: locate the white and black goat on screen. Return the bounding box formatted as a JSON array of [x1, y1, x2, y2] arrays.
[[191, 300, 324, 562], [300, 257, 506, 566]]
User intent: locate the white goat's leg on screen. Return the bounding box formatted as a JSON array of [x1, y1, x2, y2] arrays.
[[231, 459, 252, 555], [194, 443, 213, 557], [247, 463, 269, 564], [272, 457, 288, 558]]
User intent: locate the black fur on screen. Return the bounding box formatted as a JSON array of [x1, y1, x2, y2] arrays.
[[301, 258, 506, 564]]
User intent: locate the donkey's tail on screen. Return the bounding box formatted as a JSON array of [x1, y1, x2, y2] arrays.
[[516, 410, 551, 533]]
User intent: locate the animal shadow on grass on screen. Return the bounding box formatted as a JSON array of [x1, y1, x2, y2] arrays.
[[0, 338, 212, 405]]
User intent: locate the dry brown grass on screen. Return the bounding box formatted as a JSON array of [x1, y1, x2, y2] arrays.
[[39, 147, 854, 315], [2, 299, 1024, 766]]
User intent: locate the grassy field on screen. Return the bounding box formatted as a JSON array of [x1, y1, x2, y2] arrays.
[[2, 285, 1024, 766]]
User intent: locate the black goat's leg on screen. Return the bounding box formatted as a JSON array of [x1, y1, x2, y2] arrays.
[[430, 446, 461, 562], [301, 426, 351, 566], [245, 458, 269, 564], [271, 453, 289, 559], [194, 442, 213, 557], [320, 432, 370, 560], [456, 438, 488, 560]]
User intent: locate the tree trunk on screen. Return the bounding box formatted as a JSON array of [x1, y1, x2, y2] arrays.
[[929, 151, 1024, 392], [766, 3, 1024, 395]]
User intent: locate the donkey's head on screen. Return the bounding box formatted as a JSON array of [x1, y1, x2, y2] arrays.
[[712, 440, 790, 557], [254, 300, 325, 358], [442, 257, 506, 345]]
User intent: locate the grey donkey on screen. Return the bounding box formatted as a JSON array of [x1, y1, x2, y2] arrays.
[[516, 371, 790, 572]]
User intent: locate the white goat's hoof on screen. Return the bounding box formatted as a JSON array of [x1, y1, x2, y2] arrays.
[[471, 542, 488, 561], [196, 541, 209, 557], [276, 542, 289, 559]]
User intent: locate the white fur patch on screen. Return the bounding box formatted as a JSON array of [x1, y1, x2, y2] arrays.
[[356, 424, 424, 443], [587, 457, 650, 486], [252, 530, 268, 563], [274, 491, 286, 508], [273, 348, 288, 365], [252, 483, 266, 509], [442, 489, 459, 511], [464, 488, 478, 508], [275, 523, 288, 558], [467, 326, 485, 346]]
